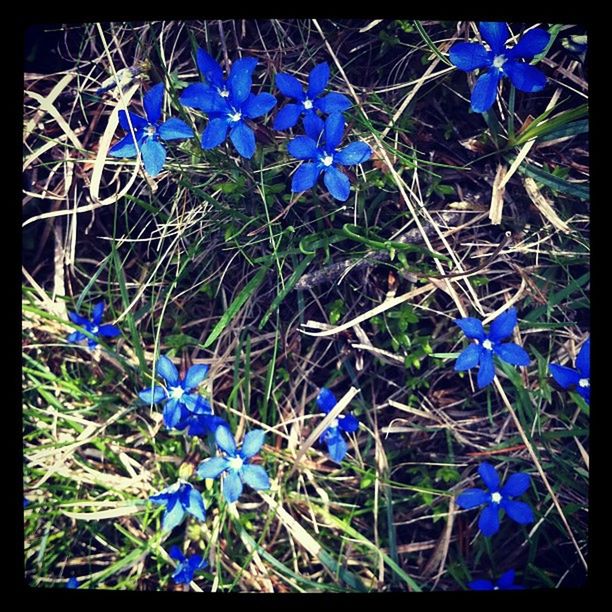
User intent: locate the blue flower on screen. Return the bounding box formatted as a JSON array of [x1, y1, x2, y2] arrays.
[[67, 301, 121, 348], [273, 62, 352, 130], [149, 480, 206, 532], [168, 545, 208, 585], [138, 355, 210, 429], [109, 82, 194, 176], [549, 337, 590, 405], [66, 577, 80, 589], [456, 462, 534, 537], [288, 112, 371, 201], [454, 307, 530, 389], [174, 395, 230, 438], [179, 50, 276, 159], [468, 569, 525, 590], [449, 22, 550, 113], [197, 426, 270, 503], [316, 387, 359, 463]]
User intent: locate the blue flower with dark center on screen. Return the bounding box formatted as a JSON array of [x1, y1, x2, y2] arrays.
[[138, 355, 210, 430], [109, 82, 194, 176], [168, 545, 208, 585], [454, 307, 530, 388], [149, 480, 206, 532], [288, 112, 371, 201], [197, 426, 270, 503], [456, 462, 534, 537], [273, 62, 352, 130], [179, 51, 276, 159], [66, 577, 80, 589], [449, 22, 550, 113], [67, 301, 121, 348], [549, 337, 590, 404], [316, 387, 359, 463], [468, 569, 525, 590]]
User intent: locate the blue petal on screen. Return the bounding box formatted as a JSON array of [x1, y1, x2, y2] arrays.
[[169, 545, 185, 561], [471, 69, 502, 113], [229, 121, 256, 159], [172, 562, 193, 585], [243, 92, 277, 119], [316, 387, 337, 413], [163, 398, 183, 429], [455, 344, 482, 371], [501, 472, 530, 497], [454, 317, 485, 341], [204, 416, 230, 436], [180, 84, 228, 113], [449, 42, 492, 71], [477, 350, 496, 388], [140, 138, 167, 177], [287, 136, 318, 160], [303, 113, 325, 142], [183, 364, 209, 391], [496, 569, 517, 589], [323, 166, 350, 201], [307, 62, 330, 98], [68, 311, 88, 326], [478, 22, 510, 55], [549, 364, 581, 389], [478, 462, 500, 491], [501, 499, 534, 525], [223, 469, 243, 503], [339, 413, 359, 433], [108, 133, 139, 158], [144, 83, 165, 125], [138, 386, 167, 404], [576, 338, 590, 377], [228, 58, 256, 104], [240, 429, 265, 458], [186, 394, 212, 415], [156, 355, 179, 386], [158, 118, 193, 141], [91, 302, 105, 324], [315, 92, 352, 114], [326, 433, 348, 463], [67, 331, 86, 343], [291, 163, 320, 193], [202, 117, 229, 150], [577, 384, 590, 405], [335, 141, 372, 166], [98, 324, 121, 337], [66, 577, 80, 589], [162, 499, 186, 532], [185, 487, 207, 521], [215, 425, 237, 455], [189, 554, 207, 571], [118, 110, 147, 131], [503, 61, 547, 93], [230, 57, 258, 78], [240, 464, 270, 491], [196, 48, 224, 88], [468, 579, 494, 591], [494, 342, 530, 366], [506, 28, 550, 60], [478, 503, 500, 536], [324, 112, 345, 150], [456, 488, 489, 509], [197, 456, 230, 479], [275, 72, 305, 100], [273, 104, 303, 130]]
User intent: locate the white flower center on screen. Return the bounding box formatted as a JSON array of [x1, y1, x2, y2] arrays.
[[228, 456, 243, 471], [145, 125, 157, 137], [578, 378, 590, 388], [228, 111, 242, 122], [90, 325, 99, 334], [482, 339, 494, 351], [219, 87, 230, 98], [321, 154, 334, 167], [491, 492, 502, 504], [493, 54, 507, 69], [330, 419, 339, 428], [303, 98, 313, 110], [170, 386, 184, 400], [493, 586, 499, 591]]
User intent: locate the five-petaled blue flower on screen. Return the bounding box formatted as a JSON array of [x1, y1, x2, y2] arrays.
[[456, 462, 534, 537], [149, 480, 206, 532], [449, 22, 550, 113], [67, 301, 121, 348], [468, 569, 525, 591], [109, 82, 194, 176], [66, 577, 80, 589], [316, 387, 360, 463], [549, 337, 590, 405], [273, 62, 351, 131], [179, 50, 276, 159], [454, 307, 530, 388], [288, 112, 371, 201], [138, 355, 210, 430], [197, 426, 270, 503], [168, 545, 208, 585]]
